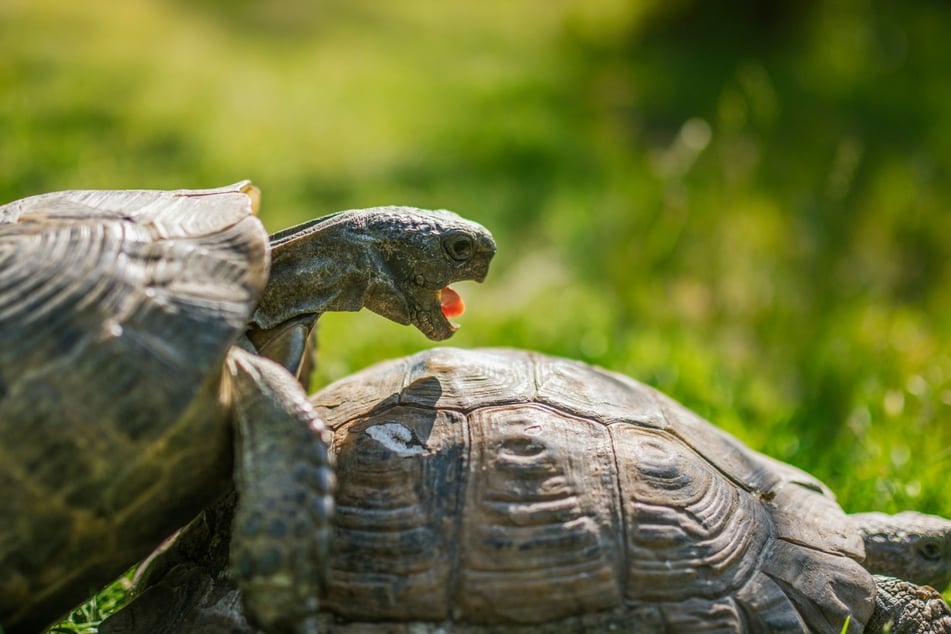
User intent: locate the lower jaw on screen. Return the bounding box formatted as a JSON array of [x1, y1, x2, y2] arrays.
[[414, 314, 456, 341]]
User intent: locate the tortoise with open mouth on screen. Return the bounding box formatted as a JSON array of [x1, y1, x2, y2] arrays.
[[0, 182, 494, 633]]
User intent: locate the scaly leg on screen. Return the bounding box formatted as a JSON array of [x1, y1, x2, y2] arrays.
[[866, 575, 951, 634], [226, 346, 334, 633]]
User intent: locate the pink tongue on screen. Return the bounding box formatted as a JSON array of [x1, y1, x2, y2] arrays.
[[440, 286, 465, 318]]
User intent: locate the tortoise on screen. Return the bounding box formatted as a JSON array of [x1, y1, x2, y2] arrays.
[[0, 183, 495, 633], [103, 347, 951, 634]]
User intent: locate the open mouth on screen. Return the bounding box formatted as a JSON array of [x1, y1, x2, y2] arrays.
[[416, 285, 465, 340], [440, 286, 465, 319], [410, 233, 495, 341]]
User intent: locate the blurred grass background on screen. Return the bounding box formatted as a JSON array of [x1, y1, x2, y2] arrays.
[[3, 0, 951, 627]]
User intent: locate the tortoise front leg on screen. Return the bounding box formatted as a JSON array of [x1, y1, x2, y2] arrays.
[[866, 575, 951, 633], [226, 346, 334, 634]]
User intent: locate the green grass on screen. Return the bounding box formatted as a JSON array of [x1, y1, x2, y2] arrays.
[[3, 0, 949, 629], [45, 575, 132, 633]]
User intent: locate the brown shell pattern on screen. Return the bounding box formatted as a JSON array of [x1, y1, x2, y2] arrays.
[[0, 183, 268, 631], [311, 347, 876, 633]]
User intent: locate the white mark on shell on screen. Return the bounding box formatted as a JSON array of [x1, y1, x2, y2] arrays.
[[365, 422, 427, 457], [104, 320, 123, 338]]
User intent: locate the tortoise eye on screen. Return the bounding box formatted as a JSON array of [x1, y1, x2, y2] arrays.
[[444, 233, 474, 263], [918, 540, 943, 562]]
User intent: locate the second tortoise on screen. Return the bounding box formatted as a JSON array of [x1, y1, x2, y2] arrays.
[[104, 347, 951, 633]]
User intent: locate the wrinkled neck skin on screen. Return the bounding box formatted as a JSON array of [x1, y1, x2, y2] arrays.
[[246, 216, 397, 377], [851, 511, 951, 591], [250, 215, 388, 331]]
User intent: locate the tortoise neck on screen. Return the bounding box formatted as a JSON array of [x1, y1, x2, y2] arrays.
[[250, 218, 377, 330]]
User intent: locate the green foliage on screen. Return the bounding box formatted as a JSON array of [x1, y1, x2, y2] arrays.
[[4, 0, 949, 629], [46, 574, 131, 633]]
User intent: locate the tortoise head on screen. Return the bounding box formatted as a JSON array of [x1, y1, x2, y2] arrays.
[[358, 207, 496, 340], [853, 510, 951, 591], [254, 206, 495, 341]]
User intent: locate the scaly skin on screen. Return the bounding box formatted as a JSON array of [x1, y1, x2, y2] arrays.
[[866, 576, 951, 634], [851, 512, 951, 634], [249, 206, 496, 373], [852, 512, 951, 591]]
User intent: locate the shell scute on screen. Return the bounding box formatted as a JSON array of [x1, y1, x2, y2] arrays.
[[767, 479, 865, 559], [760, 539, 875, 633], [611, 425, 771, 604], [658, 596, 744, 632], [326, 406, 468, 621], [532, 353, 666, 428], [311, 356, 408, 428], [457, 403, 623, 623], [733, 571, 809, 632], [402, 347, 536, 412]]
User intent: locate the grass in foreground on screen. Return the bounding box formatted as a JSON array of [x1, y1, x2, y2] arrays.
[[47, 575, 132, 633]]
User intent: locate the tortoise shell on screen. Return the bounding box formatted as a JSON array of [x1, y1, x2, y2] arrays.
[[309, 347, 876, 633], [0, 182, 267, 630]]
